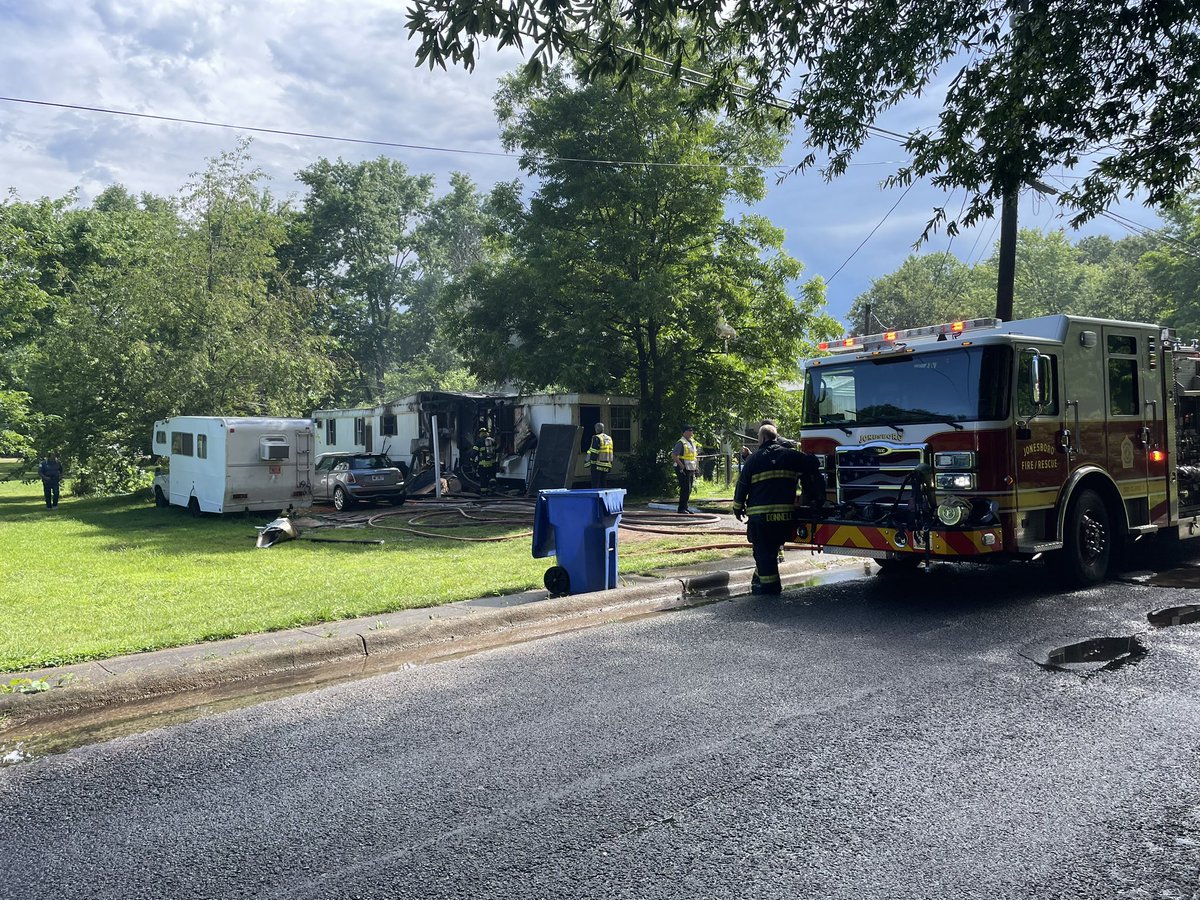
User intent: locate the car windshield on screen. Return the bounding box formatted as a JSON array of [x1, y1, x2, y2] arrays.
[[349, 455, 395, 470], [802, 345, 1012, 427]]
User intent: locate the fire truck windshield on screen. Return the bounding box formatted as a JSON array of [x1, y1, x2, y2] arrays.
[[802, 346, 1012, 428]]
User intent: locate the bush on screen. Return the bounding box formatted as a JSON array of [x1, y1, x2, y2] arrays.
[[620, 442, 674, 497], [70, 440, 154, 497]]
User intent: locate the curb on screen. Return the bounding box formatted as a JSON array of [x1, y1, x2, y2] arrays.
[[0, 555, 867, 734]]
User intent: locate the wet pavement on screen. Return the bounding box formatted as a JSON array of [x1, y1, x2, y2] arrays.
[[2, 554, 1200, 898]]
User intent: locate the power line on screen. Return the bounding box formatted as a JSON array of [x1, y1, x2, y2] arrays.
[[826, 181, 916, 284], [0, 94, 788, 173]]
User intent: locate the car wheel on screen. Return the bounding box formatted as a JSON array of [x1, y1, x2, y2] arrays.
[[390, 494, 407, 507], [154, 486, 169, 508], [333, 486, 352, 512]]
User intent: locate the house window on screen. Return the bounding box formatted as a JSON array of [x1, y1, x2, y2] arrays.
[[354, 417, 366, 445], [380, 414, 398, 436], [609, 406, 633, 453], [326, 419, 337, 445], [171, 432, 194, 456], [197, 434, 208, 459]]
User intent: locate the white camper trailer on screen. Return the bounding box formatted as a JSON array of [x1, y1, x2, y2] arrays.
[[150, 416, 315, 514]]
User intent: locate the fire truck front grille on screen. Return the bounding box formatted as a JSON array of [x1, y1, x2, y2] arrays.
[[835, 443, 927, 506]]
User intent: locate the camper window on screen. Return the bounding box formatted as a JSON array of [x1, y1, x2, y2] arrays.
[[326, 420, 336, 444], [155, 430, 166, 444], [171, 432, 194, 456], [197, 434, 208, 459], [610, 406, 633, 452], [380, 414, 398, 436], [354, 417, 365, 445]]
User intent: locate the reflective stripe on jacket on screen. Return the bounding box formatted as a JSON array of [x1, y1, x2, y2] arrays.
[[587, 433, 614, 470], [732, 440, 815, 520]]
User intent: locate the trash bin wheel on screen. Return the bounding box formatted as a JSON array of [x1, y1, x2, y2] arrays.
[[544, 565, 571, 596]]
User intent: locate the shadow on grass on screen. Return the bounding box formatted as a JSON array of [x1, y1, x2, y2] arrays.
[[3, 486, 494, 558]]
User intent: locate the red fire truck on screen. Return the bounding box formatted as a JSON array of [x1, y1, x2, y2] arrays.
[[796, 315, 1200, 586]]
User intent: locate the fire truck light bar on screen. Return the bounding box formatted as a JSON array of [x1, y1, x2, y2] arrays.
[[816, 318, 1001, 353]]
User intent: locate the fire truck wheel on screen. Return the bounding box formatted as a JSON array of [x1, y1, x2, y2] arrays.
[[1059, 488, 1112, 587], [877, 557, 921, 575]]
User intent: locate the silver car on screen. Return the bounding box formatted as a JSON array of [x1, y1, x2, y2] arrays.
[[314, 453, 407, 511]]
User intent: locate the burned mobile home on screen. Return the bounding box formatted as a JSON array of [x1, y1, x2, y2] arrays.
[[313, 391, 638, 494]]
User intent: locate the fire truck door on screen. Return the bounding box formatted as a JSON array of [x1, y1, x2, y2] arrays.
[[1102, 326, 1154, 522], [1061, 324, 1107, 472], [1015, 350, 1068, 538]]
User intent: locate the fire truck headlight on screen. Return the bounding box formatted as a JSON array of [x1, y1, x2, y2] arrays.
[[934, 451, 976, 470], [936, 496, 972, 526], [935, 472, 975, 490]]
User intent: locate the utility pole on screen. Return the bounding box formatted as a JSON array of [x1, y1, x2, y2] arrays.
[[995, 190, 1018, 322], [994, 0, 1037, 324]]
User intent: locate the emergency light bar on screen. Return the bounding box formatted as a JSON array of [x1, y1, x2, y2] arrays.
[[817, 318, 1001, 354]]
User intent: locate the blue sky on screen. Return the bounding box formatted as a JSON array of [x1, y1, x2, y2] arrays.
[[0, 0, 1163, 328]]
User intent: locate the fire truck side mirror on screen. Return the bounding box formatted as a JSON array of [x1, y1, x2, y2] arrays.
[[1024, 348, 1052, 413]]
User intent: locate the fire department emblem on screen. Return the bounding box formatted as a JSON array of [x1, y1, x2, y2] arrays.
[[1121, 435, 1134, 469]]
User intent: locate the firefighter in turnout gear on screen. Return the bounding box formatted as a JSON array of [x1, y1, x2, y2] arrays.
[[473, 427, 499, 495], [733, 423, 824, 595], [586, 422, 614, 488]]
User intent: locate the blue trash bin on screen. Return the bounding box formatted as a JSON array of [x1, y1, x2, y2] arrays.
[[532, 488, 625, 595]]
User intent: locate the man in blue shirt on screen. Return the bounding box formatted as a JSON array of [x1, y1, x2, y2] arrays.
[[38, 453, 64, 509]]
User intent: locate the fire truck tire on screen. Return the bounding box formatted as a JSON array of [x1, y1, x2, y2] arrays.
[[1059, 488, 1112, 587], [877, 557, 921, 575]]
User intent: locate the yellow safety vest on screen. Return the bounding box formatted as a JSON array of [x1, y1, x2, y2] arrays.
[[589, 433, 614, 470], [676, 438, 698, 471]]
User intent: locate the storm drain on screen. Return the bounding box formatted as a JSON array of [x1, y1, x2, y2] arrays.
[[1147, 604, 1200, 628], [1035, 636, 1148, 675]]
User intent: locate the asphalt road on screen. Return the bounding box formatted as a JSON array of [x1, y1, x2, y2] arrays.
[[3, 554, 1200, 899]]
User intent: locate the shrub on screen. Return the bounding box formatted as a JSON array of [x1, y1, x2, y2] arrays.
[[620, 442, 673, 497]]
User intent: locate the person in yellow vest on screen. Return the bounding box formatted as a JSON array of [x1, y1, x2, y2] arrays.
[[671, 424, 699, 514], [585, 422, 614, 488]]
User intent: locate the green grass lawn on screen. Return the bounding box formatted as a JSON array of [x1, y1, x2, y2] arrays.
[[0, 462, 744, 672]]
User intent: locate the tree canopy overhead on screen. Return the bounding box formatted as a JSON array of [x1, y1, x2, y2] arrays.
[[407, 0, 1200, 236], [449, 64, 835, 452]]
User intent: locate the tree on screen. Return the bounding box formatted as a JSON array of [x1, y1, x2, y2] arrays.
[[847, 227, 1173, 333], [285, 157, 436, 403], [0, 193, 70, 459], [974, 229, 1092, 318], [407, 1, 1200, 235], [1142, 185, 1200, 336], [450, 64, 836, 451], [847, 253, 989, 334], [384, 171, 496, 397], [19, 144, 334, 492]]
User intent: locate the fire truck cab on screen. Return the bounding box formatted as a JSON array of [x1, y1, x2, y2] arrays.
[[797, 314, 1200, 586]]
